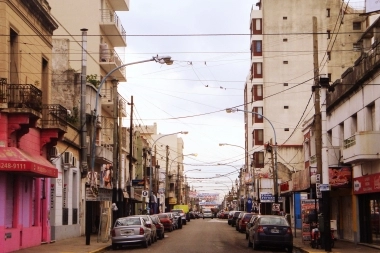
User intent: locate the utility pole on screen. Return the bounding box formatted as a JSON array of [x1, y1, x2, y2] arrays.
[[128, 96, 133, 215], [313, 17, 331, 251], [112, 79, 119, 226], [80, 28, 91, 246], [165, 145, 169, 212]]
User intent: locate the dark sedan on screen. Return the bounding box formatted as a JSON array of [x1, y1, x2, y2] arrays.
[[248, 215, 293, 252], [231, 211, 241, 227]]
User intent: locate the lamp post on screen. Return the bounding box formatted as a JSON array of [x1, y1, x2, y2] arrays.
[[217, 163, 240, 173], [149, 131, 188, 214], [86, 56, 173, 245], [226, 108, 279, 205]]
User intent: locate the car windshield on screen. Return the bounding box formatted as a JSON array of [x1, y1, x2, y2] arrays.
[[260, 217, 288, 226], [115, 217, 141, 227]]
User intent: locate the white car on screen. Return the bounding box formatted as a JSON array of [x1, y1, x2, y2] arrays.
[[203, 210, 213, 219]]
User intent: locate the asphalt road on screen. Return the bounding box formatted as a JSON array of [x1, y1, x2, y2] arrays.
[[103, 218, 302, 253]]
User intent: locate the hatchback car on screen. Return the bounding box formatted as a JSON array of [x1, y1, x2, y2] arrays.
[[248, 215, 293, 252], [171, 209, 187, 225], [238, 213, 254, 233], [133, 215, 158, 243], [157, 213, 174, 232], [111, 216, 152, 250], [150, 215, 165, 239], [231, 211, 241, 227]]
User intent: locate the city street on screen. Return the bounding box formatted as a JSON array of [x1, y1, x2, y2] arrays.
[[103, 219, 302, 253]]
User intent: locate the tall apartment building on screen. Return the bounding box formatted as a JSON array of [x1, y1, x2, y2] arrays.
[[246, 0, 365, 210], [49, 0, 130, 241]]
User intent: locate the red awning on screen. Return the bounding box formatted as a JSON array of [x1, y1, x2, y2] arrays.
[[0, 147, 58, 178]]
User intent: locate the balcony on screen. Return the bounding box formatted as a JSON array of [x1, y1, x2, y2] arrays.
[[94, 143, 113, 164], [0, 82, 42, 115], [99, 48, 126, 81], [41, 104, 68, 133], [108, 0, 130, 11], [342, 131, 380, 163], [99, 9, 127, 47], [100, 90, 127, 116]]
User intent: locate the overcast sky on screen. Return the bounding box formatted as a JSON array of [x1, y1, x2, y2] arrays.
[[115, 0, 258, 200]]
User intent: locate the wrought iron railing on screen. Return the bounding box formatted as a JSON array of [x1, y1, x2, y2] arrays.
[[3, 83, 43, 112], [41, 104, 68, 130], [100, 9, 126, 41], [343, 135, 356, 149]]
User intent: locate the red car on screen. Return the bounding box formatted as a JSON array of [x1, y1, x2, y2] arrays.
[[150, 215, 165, 239], [238, 213, 254, 233], [157, 213, 174, 232]]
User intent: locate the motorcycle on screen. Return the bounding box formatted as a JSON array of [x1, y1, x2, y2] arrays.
[[310, 226, 336, 249]]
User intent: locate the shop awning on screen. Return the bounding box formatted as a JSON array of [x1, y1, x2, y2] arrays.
[[0, 147, 58, 178]]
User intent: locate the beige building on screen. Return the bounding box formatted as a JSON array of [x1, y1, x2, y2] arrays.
[[246, 0, 365, 207]]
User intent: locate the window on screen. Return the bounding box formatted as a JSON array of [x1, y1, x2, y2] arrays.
[[283, 61, 288, 64], [327, 8, 330, 17], [42, 58, 48, 88], [255, 129, 264, 145], [284, 106, 289, 109], [251, 18, 262, 35], [328, 73, 332, 82], [10, 28, 19, 84], [351, 114, 357, 136], [283, 38, 288, 42], [284, 83, 288, 86], [283, 17, 287, 20], [252, 63, 262, 78], [284, 128, 289, 131], [353, 22, 361, 30], [253, 85, 263, 101], [327, 51, 331, 60], [327, 30, 331, 39], [252, 40, 262, 57], [252, 107, 263, 124], [253, 152, 264, 168]]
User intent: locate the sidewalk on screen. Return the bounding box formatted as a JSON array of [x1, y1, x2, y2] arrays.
[[15, 235, 111, 253], [292, 229, 380, 253]]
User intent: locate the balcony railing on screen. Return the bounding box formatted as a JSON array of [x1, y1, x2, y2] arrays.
[[342, 131, 380, 163], [100, 9, 126, 47], [0, 82, 43, 112], [343, 135, 356, 149], [99, 48, 126, 81], [41, 104, 68, 131]]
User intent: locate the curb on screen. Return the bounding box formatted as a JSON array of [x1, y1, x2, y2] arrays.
[[89, 245, 111, 253]]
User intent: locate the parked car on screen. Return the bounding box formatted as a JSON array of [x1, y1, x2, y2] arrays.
[[228, 211, 236, 225], [203, 209, 213, 219], [219, 211, 228, 219], [171, 209, 187, 225], [236, 212, 246, 231], [248, 215, 293, 252], [166, 212, 180, 230], [111, 216, 152, 250], [132, 215, 158, 243], [157, 213, 174, 232], [238, 213, 254, 233], [150, 215, 165, 240], [246, 214, 261, 239], [231, 211, 241, 227], [170, 211, 183, 229]]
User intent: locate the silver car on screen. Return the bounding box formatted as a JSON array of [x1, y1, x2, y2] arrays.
[[111, 216, 152, 250]]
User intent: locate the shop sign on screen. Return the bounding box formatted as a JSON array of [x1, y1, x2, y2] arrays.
[[169, 197, 177, 204], [329, 167, 351, 188], [353, 172, 380, 194], [260, 192, 284, 203], [280, 181, 292, 193], [86, 187, 112, 201]]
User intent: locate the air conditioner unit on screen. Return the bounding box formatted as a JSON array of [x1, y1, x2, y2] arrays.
[[48, 146, 59, 158], [63, 151, 74, 165], [71, 156, 77, 168]]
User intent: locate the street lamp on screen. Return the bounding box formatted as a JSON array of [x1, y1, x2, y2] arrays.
[[149, 131, 188, 214], [86, 55, 173, 245], [217, 163, 240, 173], [226, 107, 279, 204]]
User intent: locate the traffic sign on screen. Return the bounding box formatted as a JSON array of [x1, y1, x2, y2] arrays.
[[142, 190, 148, 197], [319, 184, 331, 191]]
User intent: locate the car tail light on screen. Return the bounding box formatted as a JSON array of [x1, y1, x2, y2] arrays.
[[146, 223, 151, 228], [139, 227, 144, 235], [287, 227, 292, 234], [111, 229, 116, 237], [257, 226, 264, 233]]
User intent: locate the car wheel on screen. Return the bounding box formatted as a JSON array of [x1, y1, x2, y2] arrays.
[[248, 237, 253, 247], [148, 237, 152, 246], [287, 246, 293, 253], [161, 232, 165, 239], [112, 243, 118, 250], [142, 240, 148, 248], [155, 233, 158, 242]]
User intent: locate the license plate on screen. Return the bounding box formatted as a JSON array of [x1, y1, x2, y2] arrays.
[[121, 229, 133, 235], [271, 229, 279, 233]]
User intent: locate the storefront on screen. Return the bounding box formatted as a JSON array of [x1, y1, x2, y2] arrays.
[[354, 172, 380, 245]]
